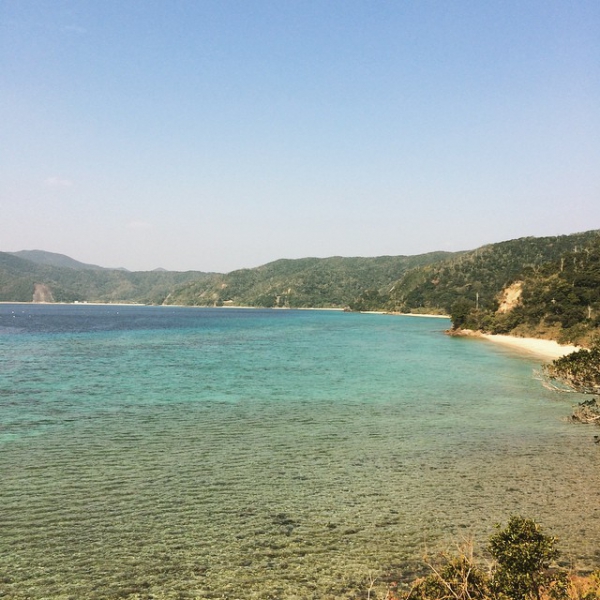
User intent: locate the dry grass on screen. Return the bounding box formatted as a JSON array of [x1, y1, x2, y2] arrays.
[[381, 570, 600, 600], [375, 542, 600, 600]]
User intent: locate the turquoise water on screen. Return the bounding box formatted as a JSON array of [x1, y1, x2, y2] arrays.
[[1, 305, 598, 599]]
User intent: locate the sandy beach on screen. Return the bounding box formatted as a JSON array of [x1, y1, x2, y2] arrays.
[[481, 334, 580, 360]]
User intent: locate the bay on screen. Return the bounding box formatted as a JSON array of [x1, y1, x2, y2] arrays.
[[1, 304, 598, 599]]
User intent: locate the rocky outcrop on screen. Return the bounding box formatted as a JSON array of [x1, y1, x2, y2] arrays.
[[496, 281, 523, 314]]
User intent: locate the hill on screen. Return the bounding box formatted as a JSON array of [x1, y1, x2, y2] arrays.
[[4, 249, 451, 308], [2, 231, 599, 347], [342, 229, 600, 346], [0, 252, 212, 305], [10, 250, 108, 271], [162, 252, 457, 308], [375, 230, 600, 317], [447, 233, 600, 346]]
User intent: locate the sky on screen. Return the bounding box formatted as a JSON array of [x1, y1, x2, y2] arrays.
[[1, 1, 599, 272]]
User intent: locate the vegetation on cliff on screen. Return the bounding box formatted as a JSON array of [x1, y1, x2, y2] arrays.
[[438, 235, 600, 399], [388, 231, 600, 324], [445, 234, 600, 347]]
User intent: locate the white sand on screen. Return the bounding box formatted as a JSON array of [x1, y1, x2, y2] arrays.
[[481, 334, 580, 360]]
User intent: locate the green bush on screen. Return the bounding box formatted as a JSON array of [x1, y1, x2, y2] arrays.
[[489, 516, 561, 600], [397, 517, 570, 600], [543, 342, 600, 394]]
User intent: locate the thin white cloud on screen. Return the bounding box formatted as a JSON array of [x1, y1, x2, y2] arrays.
[[44, 176, 73, 188]]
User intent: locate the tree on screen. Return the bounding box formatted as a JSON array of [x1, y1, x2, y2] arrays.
[[450, 299, 476, 329], [488, 516, 561, 600]]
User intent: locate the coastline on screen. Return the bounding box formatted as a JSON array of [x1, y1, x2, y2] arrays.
[[394, 312, 449, 319], [357, 310, 450, 318], [481, 333, 580, 361]]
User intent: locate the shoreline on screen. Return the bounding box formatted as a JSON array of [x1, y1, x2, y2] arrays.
[[357, 310, 450, 319], [393, 312, 449, 319], [0, 301, 448, 317], [481, 333, 580, 361]]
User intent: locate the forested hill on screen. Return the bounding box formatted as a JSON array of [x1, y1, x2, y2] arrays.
[[0, 251, 211, 305], [0, 249, 455, 306], [2, 230, 599, 345], [359, 228, 598, 346], [161, 252, 456, 308], [10, 250, 107, 271], [447, 233, 600, 346], [372, 230, 600, 315]]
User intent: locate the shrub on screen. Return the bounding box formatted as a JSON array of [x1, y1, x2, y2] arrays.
[[543, 343, 600, 394], [390, 518, 597, 600], [565, 571, 600, 600], [405, 548, 490, 600], [489, 516, 561, 600]]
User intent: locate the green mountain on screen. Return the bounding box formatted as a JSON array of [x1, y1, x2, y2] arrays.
[[380, 230, 600, 318], [343, 229, 600, 345], [10, 250, 108, 271], [2, 229, 599, 348], [0, 252, 211, 305], [162, 252, 457, 308], [449, 234, 600, 346]]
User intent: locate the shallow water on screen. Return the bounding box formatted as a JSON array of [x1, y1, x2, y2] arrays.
[[1, 305, 598, 599]]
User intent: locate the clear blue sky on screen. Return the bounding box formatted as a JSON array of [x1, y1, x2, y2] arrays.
[[1, 1, 599, 272]]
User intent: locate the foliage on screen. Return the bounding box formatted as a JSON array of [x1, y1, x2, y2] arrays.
[[502, 238, 600, 345], [388, 518, 593, 600], [389, 232, 600, 315], [160, 231, 600, 312], [0, 251, 211, 304], [450, 299, 477, 330], [405, 546, 490, 600], [166, 253, 456, 308], [437, 233, 600, 345], [0, 248, 457, 308], [543, 343, 600, 395], [566, 572, 600, 600], [349, 288, 390, 312], [2, 231, 599, 318], [488, 516, 561, 600]]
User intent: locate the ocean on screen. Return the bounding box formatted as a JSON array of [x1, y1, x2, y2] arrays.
[[1, 304, 598, 599]]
